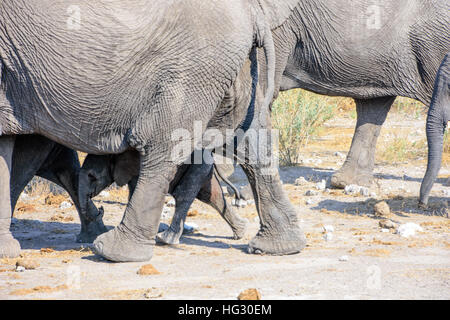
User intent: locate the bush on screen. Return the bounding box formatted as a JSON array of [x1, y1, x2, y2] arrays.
[[272, 89, 337, 166]]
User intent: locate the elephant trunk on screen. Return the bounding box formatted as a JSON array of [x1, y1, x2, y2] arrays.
[[419, 55, 449, 207]]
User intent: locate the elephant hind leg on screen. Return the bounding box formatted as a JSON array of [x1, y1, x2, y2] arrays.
[[0, 136, 21, 258], [331, 96, 396, 189]]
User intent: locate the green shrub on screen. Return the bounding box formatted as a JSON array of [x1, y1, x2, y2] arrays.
[[272, 89, 337, 166]]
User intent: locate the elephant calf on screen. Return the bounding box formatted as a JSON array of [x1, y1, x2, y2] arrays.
[[79, 150, 248, 245]]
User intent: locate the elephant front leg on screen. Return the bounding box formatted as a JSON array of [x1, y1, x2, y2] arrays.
[[331, 97, 396, 189], [93, 157, 176, 262], [0, 136, 21, 258]]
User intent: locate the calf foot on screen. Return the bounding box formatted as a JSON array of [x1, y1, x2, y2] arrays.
[[230, 218, 248, 240], [331, 166, 374, 189], [248, 224, 306, 255], [0, 233, 21, 258], [156, 228, 182, 245], [93, 225, 154, 262]]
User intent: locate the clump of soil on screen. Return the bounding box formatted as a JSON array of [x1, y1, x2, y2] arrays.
[[238, 288, 261, 300], [187, 210, 199, 217], [137, 264, 161, 276], [16, 259, 40, 270], [15, 204, 37, 214], [44, 194, 67, 206], [10, 284, 68, 296], [374, 201, 391, 217]]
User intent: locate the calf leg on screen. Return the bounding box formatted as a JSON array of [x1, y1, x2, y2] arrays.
[[331, 97, 396, 188], [36, 144, 107, 243], [0, 136, 20, 258]]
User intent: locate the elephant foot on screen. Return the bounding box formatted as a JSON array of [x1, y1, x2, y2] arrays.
[[156, 228, 181, 245], [247, 224, 306, 255], [76, 222, 108, 243], [0, 233, 21, 258], [331, 166, 374, 189], [230, 218, 248, 240], [93, 226, 154, 262]]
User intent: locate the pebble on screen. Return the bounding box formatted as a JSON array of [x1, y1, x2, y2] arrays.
[[323, 225, 335, 233], [59, 201, 73, 210], [443, 189, 450, 197], [295, 177, 308, 186], [374, 201, 391, 217], [238, 289, 261, 300], [99, 191, 110, 198], [334, 152, 346, 159], [323, 233, 334, 241], [166, 198, 176, 207], [15, 266, 25, 272], [381, 229, 390, 233], [379, 219, 398, 230], [305, 190, 318, 197], [306, 199, 315, 205], [16, 259, 40, 270], [316, 180, 327, 191], [232, 198, 247, 208], [339, 255, 349, 262], [144, 288, 164, 299], [397, 223, 424, 238]]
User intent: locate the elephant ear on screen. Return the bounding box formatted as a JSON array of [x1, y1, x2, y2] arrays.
[[256, 0, 300, 29]]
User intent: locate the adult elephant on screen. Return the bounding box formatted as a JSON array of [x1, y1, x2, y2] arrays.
[[268, 0, 449, 190], [0, 0, 304, 261]]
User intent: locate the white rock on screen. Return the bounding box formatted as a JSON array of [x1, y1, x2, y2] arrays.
[[232, 198, 248, 207], [323, 225, 335, 233], [334, 152, 346, 159], [359, 187, 370, 197], [305, 190, 318, 197], [370, 192, 378, 198], [295, 177, 308, 186], [20, 193, 30, 201], [99, 191, 110, 198], [221, 186, 229, 196], [443, 189, 450, 197], [306, 199, 315, 205], [323, 233, 333, 241], [184, 222, 199, 232], [15, 266, 25, 272], [381, 229, 390, 233], [339, 255, 349, 262], [314, 159, 323, 165], [397, 223, 424, 238], [344, 184, 359, 195], [59, 201, 73, 210], [316, 180, 327, 191], [166, 198, 176, 207]]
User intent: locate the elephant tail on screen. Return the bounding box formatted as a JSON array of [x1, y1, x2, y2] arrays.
[[254, 19, 276, 111], [419, 53, 449, 207]]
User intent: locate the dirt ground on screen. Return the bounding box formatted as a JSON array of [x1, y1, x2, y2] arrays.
[[1, 109, 449, 300]]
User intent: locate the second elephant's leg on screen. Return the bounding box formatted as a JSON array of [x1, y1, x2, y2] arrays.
[[36, 145, 107, 243], [196, 168, 248, 240], [157, 163, 214, 245], [0, 136, 20, 258], [331, 96, 396, 188]]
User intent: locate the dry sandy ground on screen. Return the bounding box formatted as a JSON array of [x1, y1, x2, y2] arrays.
[[1, 111, 449, 300]]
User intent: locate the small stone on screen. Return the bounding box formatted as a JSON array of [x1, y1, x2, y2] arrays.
[[144, 288, 164, 299], [443, 189, 450, 197], [379, 219, 398, 230], [381, 229, 390, 233], [295, 177, 307, 186], [238, 289, 261, 300], [305, 190, 318, 197], [345, 184, 360, 195], [323, 233, 333, 241], [15, 266, 25, 272], [374, 201, 391, 217], [137, 264, 161, 276], [184, 222, 199, 233], [16, 259, 40, 270], [323, 225, 335, 233], [397, 223, 424, 238], [339, 255, 349, 262], [166, 198, 176, 207], [59, 201, 73, 210], [306, 199, 315, 205], [232, 198, 247, 207], [359, 187, 370, 197], [370, 192, 378, 198], [316, 180, 327, 191], [334, 152, 346, 159], [99, 191, 110, 198]]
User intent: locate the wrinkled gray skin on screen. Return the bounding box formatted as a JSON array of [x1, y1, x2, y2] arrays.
[[11, 135, 107, 243], [0, 0, 301, 261], [268, 0, 449, 192], [420, 53, 450, 206], [80, 151, 248, 245]]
